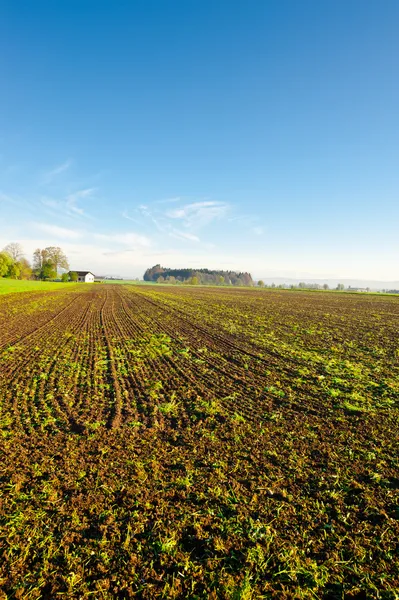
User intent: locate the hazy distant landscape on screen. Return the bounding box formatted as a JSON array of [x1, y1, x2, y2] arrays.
[[256, 277, 399, 292]]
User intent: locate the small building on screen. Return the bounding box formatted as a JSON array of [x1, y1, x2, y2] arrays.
[[75, 271, 95, 283]]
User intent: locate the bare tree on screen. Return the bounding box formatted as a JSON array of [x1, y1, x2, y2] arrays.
[[3, 242, 24, 262], [33, 248, 49, 272]]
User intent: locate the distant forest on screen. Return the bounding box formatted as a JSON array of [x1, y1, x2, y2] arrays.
[[143, 264, 253, 286]]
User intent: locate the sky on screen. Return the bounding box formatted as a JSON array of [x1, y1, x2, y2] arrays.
[[1, 0, 399, 280]]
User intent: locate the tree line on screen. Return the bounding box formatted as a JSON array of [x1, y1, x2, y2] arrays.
[[257, 281, 357, 291], [0, 242, 76, 281], [143, 264, 254, 286]]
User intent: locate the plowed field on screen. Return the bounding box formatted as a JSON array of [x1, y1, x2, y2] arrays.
[[0, 285, 398, 599]]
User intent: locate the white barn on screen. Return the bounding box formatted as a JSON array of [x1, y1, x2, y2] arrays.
[[75, 271, 95, 283]]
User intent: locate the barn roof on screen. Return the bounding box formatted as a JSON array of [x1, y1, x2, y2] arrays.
[[72, 271, 95, 276]]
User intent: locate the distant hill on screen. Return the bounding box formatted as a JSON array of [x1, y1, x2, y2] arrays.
[[143, 264, 253, 286]]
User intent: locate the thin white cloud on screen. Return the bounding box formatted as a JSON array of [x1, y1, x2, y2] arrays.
[[166, 201, 229, 229], [66, 188, 96, 216], [41, 197, 60, 209], [94, 232, 151, 248], [170, 230, 200, 242], [32, 222, 82, 240], [253, 226, 264, 235], [0, 192, 20, 206], [102, 249, 136, 256], [135, 204, 202, 242], [122, 210, 140, 224], [42, 159, 72, 184], [67, 188, 95, 201], [228, 214, 254, 225], [154, 196, 182, 205], [168, 208, 185, 218], [123, 199, 230, 244], [39, 188, 96, 219], [0, 193, 13, 203], [137, 205, 167, 233]]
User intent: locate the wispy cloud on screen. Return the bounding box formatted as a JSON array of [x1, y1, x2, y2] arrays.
[[154, 196, 182, 205], [122, 199, 230, 245], [32, 222, 82, 240], [66, 188, 96, 216], [122, 210, 141, 224], [42, 159, 72, 184], [41, 197, 57, 207], [94, 232, 151, 248], [166, 201, 229, 229], [228, 214, 254, 225], [170, 230, 200, 242], [40, 188, 96, 219], [137, 205, 166, 233], [102, 249, 136, 256], [228, 214, 265, 236], [0, 192, 18, 205], [136, 205, 201, 240]]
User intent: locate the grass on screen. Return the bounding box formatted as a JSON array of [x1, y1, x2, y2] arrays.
[[0, 279, 80, 295]]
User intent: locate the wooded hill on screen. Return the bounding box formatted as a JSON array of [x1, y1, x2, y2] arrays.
[[143, 264, 253, 286]]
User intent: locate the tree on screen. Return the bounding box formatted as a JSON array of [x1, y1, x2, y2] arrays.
[[69, 271, 78, 282], [191, 276, 199, 285], [258, 280, 264, 287], [17, 258, 32, 280], [336, 283, 345, 291], [45, 247, 69, 273], [241, 272, 253, 286], [0, 252, 12, 277], [323, 284, 329, 290], [33, 248, 48, 273], [0, 246, 31, 279], [61, 273, 69, 282], [143, 264, 254, 286], [3, 242, 24, 262], [40, 262, 57, 280], [8, 262, 21, 279], [33, 247, 69, 278], [157, 275, 165, 283], [144, 264, 165, 281]]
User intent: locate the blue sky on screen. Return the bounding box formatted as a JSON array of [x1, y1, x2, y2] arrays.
[[1, 0, 399, 280]]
